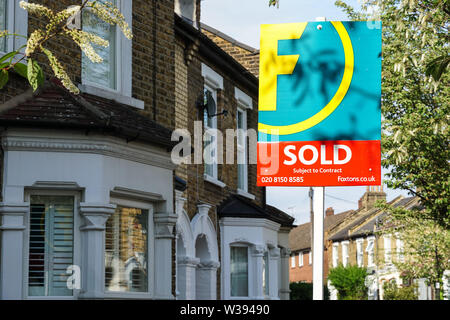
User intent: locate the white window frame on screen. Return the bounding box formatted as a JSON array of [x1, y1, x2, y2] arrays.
[[366, 236, 375, 267], [229, 244, 250, 299], [384, 234, 392, 264], [236, 107, 248, 192], [308, 251, 312, 265], [299, 252, 304, 267], [0, 0, 28, 56], [341, 241, 349, 267], [356, 238, 364, 267], [79, 0, 143, 109], [104, 197, 155, 299], [23, 190, 81, 300], [291, 254, 296, 268], [332, 243, 339, 268], [395, 233, 404, 262], [201, 63, 224, 184]]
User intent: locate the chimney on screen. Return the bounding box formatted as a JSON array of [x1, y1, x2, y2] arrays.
[[175, 0, 200, 28], [359, 185, 386, 210], [325, 207, 334, 217]]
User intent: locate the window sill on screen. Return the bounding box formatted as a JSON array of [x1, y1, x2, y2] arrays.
[[79, 84, 145, 110], [237, 189, 255, 200], [204, 174, 226, 188]]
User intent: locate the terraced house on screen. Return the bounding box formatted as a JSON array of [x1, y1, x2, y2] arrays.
[[0, 0, 293, 300]]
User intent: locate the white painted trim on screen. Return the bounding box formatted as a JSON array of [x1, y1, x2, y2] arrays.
[[201, 63, 223, 90], [237, 189, 255, 200], [2, 130, 175, 170], [78, 84, 144, 109], [235, 87, 253, 110], [81, 0, 134, 100], [203, 174, 226, 188]]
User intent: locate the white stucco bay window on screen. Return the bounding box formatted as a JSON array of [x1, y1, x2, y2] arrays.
[[342, 241, 349, 267], [220, 217, 286, 300], [0, 128, 176, 300]]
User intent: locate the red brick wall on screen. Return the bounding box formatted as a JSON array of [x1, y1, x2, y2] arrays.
[[289, 250, 330, 283]]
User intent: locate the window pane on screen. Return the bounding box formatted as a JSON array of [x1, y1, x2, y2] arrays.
[[0, 0, 7, 52], [263, 252, 269, 296], [230, 247, 248, 297], [105, 206, 148, 293], [28, 196, 74, 297], [82, 2, 116, 89], [203, 88, 216, 128]]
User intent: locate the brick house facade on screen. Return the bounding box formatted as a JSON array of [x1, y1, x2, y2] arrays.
[[0, 0, 294, 300]]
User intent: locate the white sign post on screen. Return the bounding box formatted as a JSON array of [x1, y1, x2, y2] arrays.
[[312, 186, 325, 300]]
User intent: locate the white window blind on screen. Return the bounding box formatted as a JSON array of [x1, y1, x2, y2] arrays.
[[28, 196, 74, 297], [105, 206, 148, 293], [309, 251, 312, 265], [291, 255, 295, 268], [230, 246, 248, 297], [299, 252, 303, 267]]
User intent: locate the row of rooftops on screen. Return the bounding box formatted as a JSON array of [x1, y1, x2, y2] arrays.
[[289, 188, 420, 252]]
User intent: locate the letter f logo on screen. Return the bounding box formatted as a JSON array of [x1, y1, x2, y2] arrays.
[[259, 23, 307, 111]]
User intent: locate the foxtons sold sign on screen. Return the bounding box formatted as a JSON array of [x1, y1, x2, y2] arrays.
[[257, 21, 382, 186]]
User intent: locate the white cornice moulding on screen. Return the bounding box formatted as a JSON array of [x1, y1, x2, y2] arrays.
[[2, 136, 176, 170]]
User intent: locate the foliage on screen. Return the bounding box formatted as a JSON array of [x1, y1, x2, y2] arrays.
[[289, 282, 330, 300], [327, 265, 368, 300], [268, 0, 279, 8], [382, 279, 418, 300], [377, 202, 450, 299], [335, 0, 449, 231], [0, 1, 132, 94]]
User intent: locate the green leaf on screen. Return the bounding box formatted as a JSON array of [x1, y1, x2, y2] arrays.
[[0, 69, 9, 90], [425, 55, 450, 82], [27, 58, 44, 91], [0, 51, 18, 64], [13, 63, 28, 78]]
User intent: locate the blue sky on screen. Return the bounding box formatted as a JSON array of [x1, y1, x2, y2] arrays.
[[201, 0, 410, 225]]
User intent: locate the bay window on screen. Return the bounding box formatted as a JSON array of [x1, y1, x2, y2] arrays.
[[105, 205, 149, 293], [230, 246, 248, 297], [28, 195, 75, 297]]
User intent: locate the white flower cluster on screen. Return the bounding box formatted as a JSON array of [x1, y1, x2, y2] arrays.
[[87, 1, 133, 39], [0, 30, 8, 38], [66, 29, 109, 63], [41, 46, 80, 94], [19, 1, 53, 18], [25, 30, 45, 57]]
